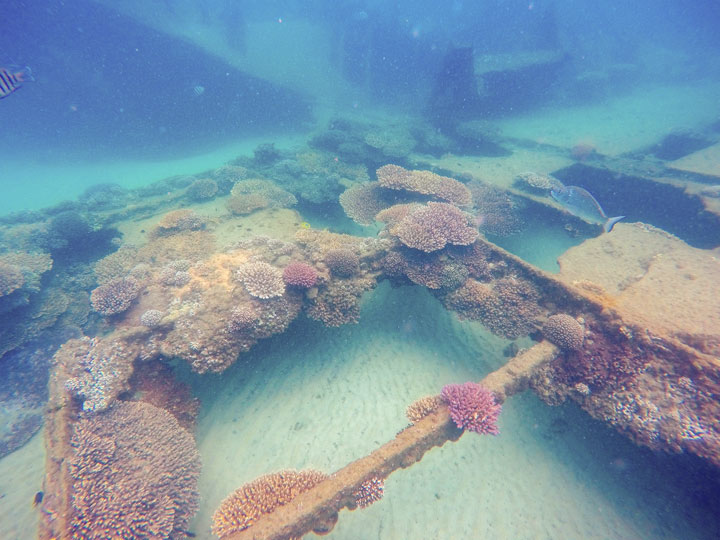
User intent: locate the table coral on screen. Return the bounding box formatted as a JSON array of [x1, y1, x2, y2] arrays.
[[69, 400, 201, 540], [376, 164, 472, 207], [391, 202, 478, 253]]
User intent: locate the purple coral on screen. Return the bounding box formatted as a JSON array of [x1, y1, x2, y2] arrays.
[[282, 261, 318, 288], [236, 262, 285, 299], [90, 276, 140, 315], [393, 202, 478, 252], [441, 382, 501, 435], [543, 314, 584, 350]]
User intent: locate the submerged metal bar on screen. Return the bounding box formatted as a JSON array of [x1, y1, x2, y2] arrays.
[[226, 340, 559, 540]]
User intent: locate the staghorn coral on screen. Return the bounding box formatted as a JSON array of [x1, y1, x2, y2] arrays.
[[441, 382, 502, 435], [376, 164, 472, 207], [149, 209, 206, 238], [90, 276, 141, 316], [186, 177, 219, 201], [353, 477, 385, 508], [324, 249, 360, 278], [282, 261, 318, 288], [339, 182, 389, 225], [236, 261, 285, 299], [391, 202, 478, 253], [406, 395, 444, 423], [69, 400, 201, 540], [212, 469, 328, 539], [543, 314, 585, 350]]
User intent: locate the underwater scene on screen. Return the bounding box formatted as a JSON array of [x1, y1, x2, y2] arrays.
[[2, 1, 720, 539]]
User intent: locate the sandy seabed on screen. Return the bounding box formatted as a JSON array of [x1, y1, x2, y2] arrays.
[[189, 282, 715, 540]]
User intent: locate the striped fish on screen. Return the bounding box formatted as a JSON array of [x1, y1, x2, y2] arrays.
[[0, 67, 31, 99]]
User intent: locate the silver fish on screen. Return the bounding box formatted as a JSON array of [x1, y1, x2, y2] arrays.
[[551, 185, 624, 233]]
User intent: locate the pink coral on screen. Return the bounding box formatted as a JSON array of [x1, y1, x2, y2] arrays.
[[392, 202, 478, 252], [441, 382, 501, 435], [282, 261, 318, 288], [68, 400, 201, 539], [90, 276, 140, 315]]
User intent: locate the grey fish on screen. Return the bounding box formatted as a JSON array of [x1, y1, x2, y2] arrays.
[[551, 185, 624, 233]]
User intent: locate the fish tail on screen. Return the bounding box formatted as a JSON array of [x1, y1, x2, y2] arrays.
[[604, 215, 625, 233]]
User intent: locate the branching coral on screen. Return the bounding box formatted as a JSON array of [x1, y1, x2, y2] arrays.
[[212, 469, 328, 538], [69, 400, 201, 540], [406, 395, 444, 423], [282, 261, 318, 288], [324, 249, 360, 278], [391, 202, 478, 253], [441, 382, 502, 435], [236, 262, 285, 299], [444, 276, 540, 339], [90, 276, 141, 316], [353, 477, 385, 508]]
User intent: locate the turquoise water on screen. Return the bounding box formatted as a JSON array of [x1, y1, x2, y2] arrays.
[[2, 2, 720, 539]]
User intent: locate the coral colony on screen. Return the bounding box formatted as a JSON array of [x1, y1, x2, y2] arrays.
[[7, 116, 714, 540], [441, 382, 502, 435]]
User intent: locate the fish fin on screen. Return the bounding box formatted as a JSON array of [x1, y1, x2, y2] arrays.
[[15, 66, 33, 82], [604, 216, 625, 233]]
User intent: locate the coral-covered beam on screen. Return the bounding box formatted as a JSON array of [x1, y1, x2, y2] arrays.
[[225, 340, 558, 540]]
